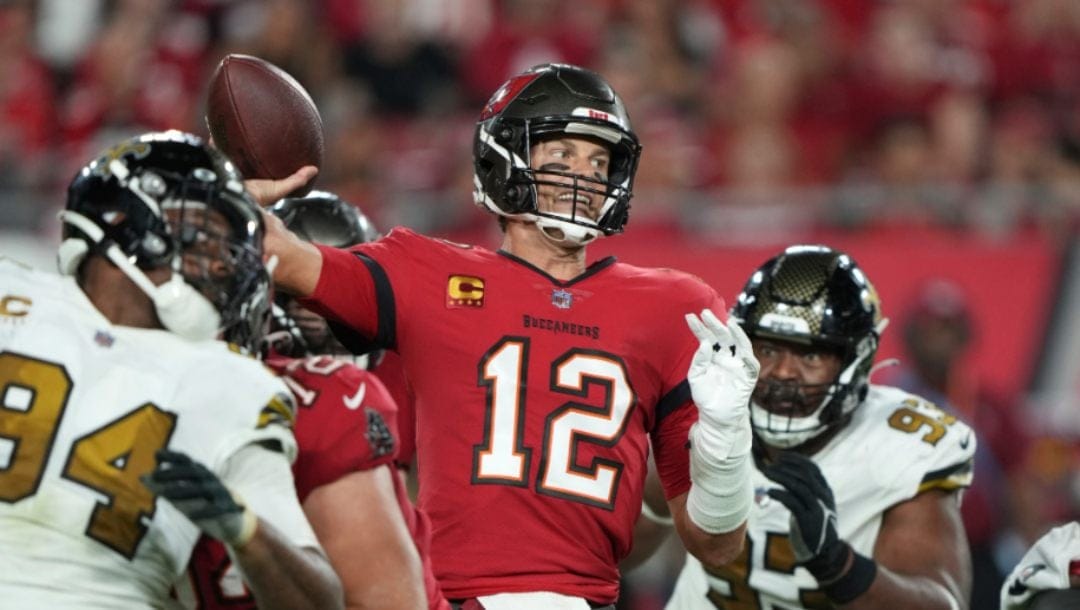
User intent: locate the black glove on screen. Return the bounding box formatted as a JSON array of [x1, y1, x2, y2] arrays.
[[762, 451, 879, 602], [142, 449, 257, 546], [761, 451, 850, 583]]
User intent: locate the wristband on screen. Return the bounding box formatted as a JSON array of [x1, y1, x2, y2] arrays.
[[686, 436, 753, 534], [821, 549, 877, 604], [804, 539, 853, 583]]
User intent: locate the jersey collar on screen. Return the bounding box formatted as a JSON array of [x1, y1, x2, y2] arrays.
[[495, 250, 617, 287]]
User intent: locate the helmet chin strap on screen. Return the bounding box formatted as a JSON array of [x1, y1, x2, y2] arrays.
[[530, 212, 601, 246], [57, 210, 221, 341]]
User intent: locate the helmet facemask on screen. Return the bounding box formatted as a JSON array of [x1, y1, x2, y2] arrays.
[[162, 197, 269, 353], [749, 332, 881, 449]]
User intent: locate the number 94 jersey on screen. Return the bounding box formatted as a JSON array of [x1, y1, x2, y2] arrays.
[[0, 260, 297, 608], [666, 385, 976, 610]]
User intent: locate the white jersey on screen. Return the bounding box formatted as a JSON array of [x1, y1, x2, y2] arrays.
[[667, 385, 976, 610], [0, 259, 313, 608]]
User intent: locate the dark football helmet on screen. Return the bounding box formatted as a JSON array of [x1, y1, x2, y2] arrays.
[[731, 245, 888, 448], [268, 190, 379, 248], [60, 130, 269, 351], [266, 191, 381, 365], [473, 63, 641, 245]]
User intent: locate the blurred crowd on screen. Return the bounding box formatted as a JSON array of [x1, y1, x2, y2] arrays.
[[1, 1, 1078, 608], [1, 0, 1079, 240]]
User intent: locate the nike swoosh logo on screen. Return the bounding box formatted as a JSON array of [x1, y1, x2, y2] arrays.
[[343, 382, 366, 410], [959, 432, 972, 449], [1007, 578, 1028, 596]]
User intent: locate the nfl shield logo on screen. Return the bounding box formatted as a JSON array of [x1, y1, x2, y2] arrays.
[[552, 289, 572, 310]]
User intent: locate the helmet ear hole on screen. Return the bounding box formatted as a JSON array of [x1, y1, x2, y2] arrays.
[[504, 184, 524, 206]]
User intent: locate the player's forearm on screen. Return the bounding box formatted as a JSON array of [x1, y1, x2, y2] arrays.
[[304, 470, 428, 610], [836, 565, 966, 610], [669, 492, 747, 567], [233, 518, 344, 610], [269, 230, 323, 297], [677, 427, 753, 566]]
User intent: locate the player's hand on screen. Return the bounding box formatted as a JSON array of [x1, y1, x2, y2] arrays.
[[684, 309, 759, 459], [258, 208, 322, 291], [762, 451, 850, 583], [142, 449, 257, 547], [244, 166, 318, 207]]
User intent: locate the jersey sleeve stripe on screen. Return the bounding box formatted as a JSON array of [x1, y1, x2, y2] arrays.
[[353, 252, 396, 350], [327, 319, 383, 356], [917, 459, 974, 493], [655, 380, 691, 425], [256, 393, 296, 429]]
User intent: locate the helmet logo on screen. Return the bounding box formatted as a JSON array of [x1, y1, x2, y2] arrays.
[[479, 72, 541, 120], [90, 141, 152, 177]]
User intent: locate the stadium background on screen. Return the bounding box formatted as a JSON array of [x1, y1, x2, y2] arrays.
[[0, 0, 1076, 607]]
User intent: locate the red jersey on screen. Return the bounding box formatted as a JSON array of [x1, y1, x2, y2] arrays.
[[373, 350, 418, 468], [181, 355, 448, 610], [304, 229, 724, 602]]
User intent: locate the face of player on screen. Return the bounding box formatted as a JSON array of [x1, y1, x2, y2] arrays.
[[751, 338, 843, 417], [161, 202, 239, 308], [529, 135, 611, 225]]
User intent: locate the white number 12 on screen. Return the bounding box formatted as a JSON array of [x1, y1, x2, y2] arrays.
[[472, 337, 636, 509]]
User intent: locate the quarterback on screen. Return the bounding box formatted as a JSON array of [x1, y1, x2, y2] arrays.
[[667, 245, 975, 610], [246, 64, 758, 607]]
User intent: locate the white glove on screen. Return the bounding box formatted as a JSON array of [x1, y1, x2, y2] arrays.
[[683, 309, 760, 534], [684, 309, 759, 460], [1001, 522, 1080, 610]]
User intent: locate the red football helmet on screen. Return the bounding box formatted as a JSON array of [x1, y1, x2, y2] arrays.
[[473, 63, 641, 245]]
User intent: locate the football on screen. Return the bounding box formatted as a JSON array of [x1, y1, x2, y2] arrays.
[[205, 54, 323, 195]]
